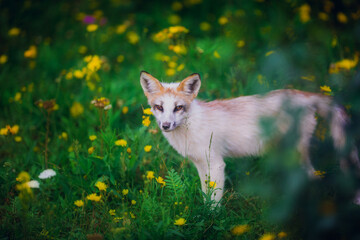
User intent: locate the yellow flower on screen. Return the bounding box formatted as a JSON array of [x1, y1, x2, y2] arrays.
[[177, 64, 185, 72], [156, 176, 166, 187], [126, 31, 140, 45], [88, 146, 95, 154], [318, 12, 329, 21], [70, 102, 84, 118], [87, 55, 102, 72], [200, 22, 211, 31], [115, 139, 127, 147], [320, 85, 331, 96], [278, 232, 287, 238], [314, 170, 326, 178], [116, 24, 128, 34], [78, 45, 87, 54], [8, 27, 21, 36], [146, 171, 155, 180], [65, 72, 73, 80], [299, 4, 311, 23], [213, 51, 221, 59], [259, 233, 276, 240], [168, 14, 181, 25], [0, 54, 8, 64], [89, 135, 97, 141], [9, 125, 19, 135], [237, 40, 245, 48], [172, 1, 183, 11], [142, 116, 151, 127], [144, 145, 152, 152], [265, 50, 275, 57], [74, 70, 84, 79], [231, 224, 250, 235], [95, 181, 107, 191], [131, 200, 136, 205], [337, 12, 348, 23], [117, 55, 125, 63], [0, 128, 8, 135], [109, 209, 116, 215], [174, 218, 186, 226], [16, 171, 30, 182], [14, 136, 22, 142], [122, 189, 129, 195], [24, 45, 37, 58], [14, 92, 21, 102], [122, 106, 129, 114], [166, 68, 176, 76], [74, 200, 84, 207], [209, 181, 216, 188], [143, 108, 152, 115], [59, 132, 68, 140], [127, 148, 132, 154], [87, 24, 98, 32], [218, 16, 228, 25], [87, 193, 101, 202]]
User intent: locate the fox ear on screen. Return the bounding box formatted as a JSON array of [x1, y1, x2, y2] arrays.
[[177, 73, 201, 98], [140, 71, 164, 96]]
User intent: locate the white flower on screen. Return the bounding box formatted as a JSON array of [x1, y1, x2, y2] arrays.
[[27, 180, 40, 188], [104, 104, 112, 110], [39, 169, 56, 179]]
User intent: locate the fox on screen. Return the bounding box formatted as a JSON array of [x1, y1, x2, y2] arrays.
[[140, 71, 360, 203]]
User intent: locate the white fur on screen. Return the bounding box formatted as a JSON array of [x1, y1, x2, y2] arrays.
[[140, 72, 355, 203]]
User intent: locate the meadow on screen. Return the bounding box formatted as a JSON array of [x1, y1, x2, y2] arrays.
[[1, 0, 360, 239]]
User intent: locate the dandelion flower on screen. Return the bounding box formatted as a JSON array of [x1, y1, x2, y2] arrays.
[[127, 148, 132, 154], [89, 135, 97, 141], [131, 200, 136, 205], [16, 171, 30, 182], [0, 128, 8, 135], [0, 55, 8, 64], [337, 12, 348, 23], [74, 200, 84, 207], [200, 22, 211, 31], [9, 125, 19, 135], [88, 146, 95, 154], [174, 218, 186, 226], [14, 136, 22, 142], [115, 139, 127, 147], [8, 27, 21, 36], [39, 169, 56, 179], [70, 102, 84, 118], [122, 189, 129, 195], [237, 40, 245, 48], [299, 4, 311, 23], [209, 181, 216, 188], [144, 145, 152, 152], [259, 233, 276, 240], [126, 31, 140, 44], [24, 45, 37, 58], [278, 232, 287, 238], [87, 24, 98, 32], [218, 16, 228, 25], [320, 85, 331, 95], [231, 224, 250, 235], [95, 181, 107, 191], [109, 209, 116, 215], [143, 108, 152, 115], [87, 193, 101, 202], [142, 116, 151, 127], [122, 106, 129, 114], [213, 51, 221, 59]]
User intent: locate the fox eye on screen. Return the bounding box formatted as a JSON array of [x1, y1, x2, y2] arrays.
[[174, 105, 184, 112], [154, 105, 163, 112]]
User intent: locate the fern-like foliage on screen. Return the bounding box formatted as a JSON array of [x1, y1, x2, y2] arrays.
[[164, 169, 186, 202]]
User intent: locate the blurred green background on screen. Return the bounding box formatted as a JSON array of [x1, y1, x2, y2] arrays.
[[1, 0, 360, 239]]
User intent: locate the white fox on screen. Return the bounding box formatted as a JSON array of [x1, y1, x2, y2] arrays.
[[140, 71, 359, 203]]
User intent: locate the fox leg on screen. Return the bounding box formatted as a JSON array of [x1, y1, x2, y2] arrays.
[[194, 155, 226, 204]]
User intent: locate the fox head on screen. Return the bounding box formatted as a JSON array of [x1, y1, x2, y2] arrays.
[[140, 71, 201, 132]]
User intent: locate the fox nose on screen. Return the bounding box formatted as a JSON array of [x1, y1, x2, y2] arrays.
[[162, 122, 171, 130]]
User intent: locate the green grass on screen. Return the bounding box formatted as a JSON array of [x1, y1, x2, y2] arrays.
[[1, 0, 360, 239]]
